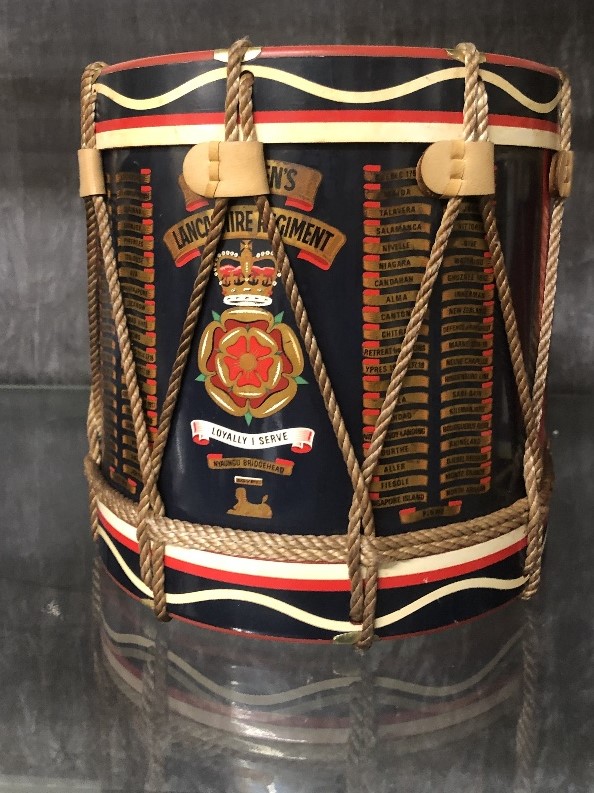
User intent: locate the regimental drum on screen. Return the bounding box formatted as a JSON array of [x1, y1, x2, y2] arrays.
[[80, 41, 572, 647]]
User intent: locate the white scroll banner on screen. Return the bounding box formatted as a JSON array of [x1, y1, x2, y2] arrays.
[[191, 420, 315, 454]]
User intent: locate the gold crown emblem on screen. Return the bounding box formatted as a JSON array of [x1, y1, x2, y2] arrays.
[[216, 240, 278, 307]]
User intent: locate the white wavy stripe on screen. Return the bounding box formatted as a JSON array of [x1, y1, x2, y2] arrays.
[[376, 577, 525, 628], [97, 501, 525, 584], [95, 64, 560, 114], [95, 123, 560, 150], [97, 526, 152, 597], [96, 66, 226, 109], [165, 578, 526, 631]]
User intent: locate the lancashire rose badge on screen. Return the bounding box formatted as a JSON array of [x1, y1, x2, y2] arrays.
[[197, 240, 307, 424]]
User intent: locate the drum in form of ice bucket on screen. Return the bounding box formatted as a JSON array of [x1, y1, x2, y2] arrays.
[[80, 40, 572, 647]]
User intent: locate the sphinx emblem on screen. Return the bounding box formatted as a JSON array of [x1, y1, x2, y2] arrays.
[[227, 487, 273, 519]]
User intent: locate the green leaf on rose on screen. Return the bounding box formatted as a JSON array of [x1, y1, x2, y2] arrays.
[[274, 311, 284, 324], [295, 376, 308, 385], [244, 411, 253, 426], [212, 310, 221, 321], [195, 373, 206, 381]]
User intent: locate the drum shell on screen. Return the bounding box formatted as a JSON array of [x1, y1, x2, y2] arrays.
[[92, 48, 559, 640]]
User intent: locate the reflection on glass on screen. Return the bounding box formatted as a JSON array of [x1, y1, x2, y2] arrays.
[[92, 556, 540, 793]]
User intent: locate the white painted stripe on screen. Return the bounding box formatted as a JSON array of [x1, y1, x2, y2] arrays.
[[98, 500, 143, 542], [378, 528, 525, 578], [95, 122, 559, 150], [98, 500, 345, 581], [483, 70, 561, 113], [97, 500, 525, 584], [95, 65, 560, 114]]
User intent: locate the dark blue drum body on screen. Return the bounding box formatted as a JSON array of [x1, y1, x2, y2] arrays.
[[92, 46, 561, 640]]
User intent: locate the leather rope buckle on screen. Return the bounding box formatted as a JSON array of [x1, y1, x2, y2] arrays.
[[549, 150, 573, 198], [417, 140, 495, 198], [78, 148, 105, 197], [182, 139, 269, 199]]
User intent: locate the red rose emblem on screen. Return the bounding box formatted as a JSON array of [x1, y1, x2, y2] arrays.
[[198, 308, 305, 420]]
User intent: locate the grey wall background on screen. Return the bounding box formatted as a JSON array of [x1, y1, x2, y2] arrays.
[[1, 0, 592, 388]]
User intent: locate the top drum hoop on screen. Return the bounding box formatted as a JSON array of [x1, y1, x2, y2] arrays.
[[80, 41, 571, 647]]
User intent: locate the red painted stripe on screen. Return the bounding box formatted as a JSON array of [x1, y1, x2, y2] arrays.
[[175, 249, 201, 268], [347, 105, 458, 126], [489, 113, 557, 131], [378, 537, 527, 589], [102, 50, 216, 74], [285, 197, 314, 211], [96, 109, 559, 134], [484, 52, 558, 76], [163, 555, 351, 591], [262, 45, 451, 60], [98, 505, 525, 592], [97, 112, 224, 131], [98, 509, 139, 553], [297, 250, 331, 270], [101, 46, 558, 76], [186, 199, 210, 211]]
